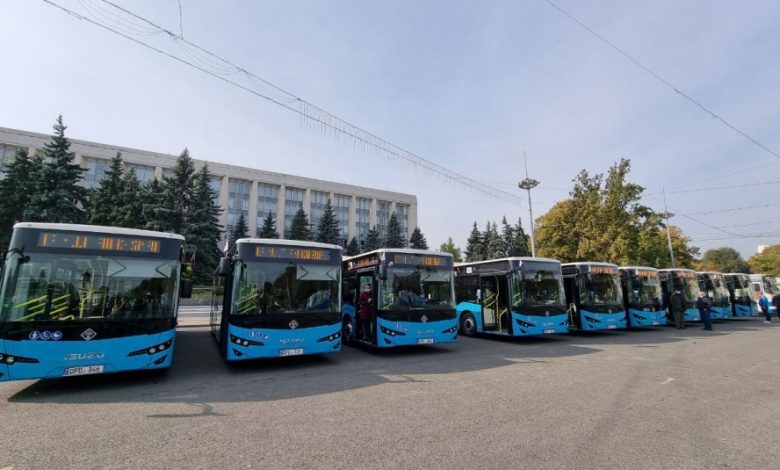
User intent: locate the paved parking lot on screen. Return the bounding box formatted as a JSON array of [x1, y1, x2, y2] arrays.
[[2, 318, 780, 469]]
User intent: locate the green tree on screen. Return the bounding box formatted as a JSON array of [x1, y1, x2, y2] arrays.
[[229, 213, 249, 247], [385, 212, 405, 248], [24, 116, 87, 223], [0, 149, 41, 246], [157, 148, 196, 233], [365, 226, 382, 252], [483, 222, 506, 259], [118, 168, 144, 229], [439, 237, 463, 262], [346, 237, 360, 256], [748, 245, 780, 276], [409, 227, 429, 249], [700, 247, 751, 273], [289, 206, 311, 241], [89, 153, 126, 226], [187, 165, 223, 284], [502, 216, 530, 257], [140, 178, 164, 231], [464, 222, 484, 261], [315, 199, 341, 245], [257, 211, 279, 239]]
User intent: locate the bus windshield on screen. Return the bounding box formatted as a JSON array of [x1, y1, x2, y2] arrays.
[[580, 273, 622, 305], [379, 266, 454, 310], [671, 274, 699, 303], [700, 275, 729, 303], [0, 251, 179, 322], [627, 273, 663, 307], [763, 276, 779, 295], [731, 276, 753, 302], [512, 267, 565, 308], [233, 260, 340, 315]]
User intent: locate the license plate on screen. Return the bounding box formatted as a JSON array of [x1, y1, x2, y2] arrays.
[[652, 321, 660, 325], [62, 365, 104, 377], [279, 348, 304, 357], [607, 325, 617, 329], [543, 329, 555, 334], [417, 338, 434, 344]]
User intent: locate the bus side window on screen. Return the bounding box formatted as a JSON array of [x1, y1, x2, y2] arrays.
[[455, 275, 478, 303], [342, 275, 356, 305]]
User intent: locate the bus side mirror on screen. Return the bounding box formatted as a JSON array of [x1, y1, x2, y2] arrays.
[[180, 279, 193, 299], [218, 257, 231, 276]]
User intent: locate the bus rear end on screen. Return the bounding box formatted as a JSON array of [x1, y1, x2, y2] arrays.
[[0, 223, 185, 382]]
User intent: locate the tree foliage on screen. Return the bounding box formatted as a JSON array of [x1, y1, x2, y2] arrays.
[[439, 237, 463, 262], [700, 247, 751, 273], [409, 227, 429, 249], [0, 149, 41, 246], [289, 206, 311, 241], [346, 237, 360, 256], [89, 153, 126, 226], [186, 165, 223, 284], [315, 199, 341, 245], [385, 212, 406, 248], [464, 222, 484, 261], [748, 245, 780, 276], [257, 211, 279, 239], [365, 226, 382, 252], [229, 213, 249, 247]]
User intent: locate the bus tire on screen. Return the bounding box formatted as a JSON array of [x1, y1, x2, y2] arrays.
[[460, 312, 476, 337], [342, 318, 354, 345]]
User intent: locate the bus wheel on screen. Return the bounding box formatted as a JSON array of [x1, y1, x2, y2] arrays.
[[461, 312, 476, 337], [342, 318, 354, 344]]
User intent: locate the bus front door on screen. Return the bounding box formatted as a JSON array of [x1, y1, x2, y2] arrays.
[[481, 276, 510, 334]]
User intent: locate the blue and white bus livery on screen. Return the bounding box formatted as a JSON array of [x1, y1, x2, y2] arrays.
[[658, 269, 700, 322], [0, 223, 188, 382], [561, 262, 627, 331], [696, 272, 732, 320], [341, 249, 457, 348], [750, 274, 779, 316], [619, 266, 667, 327], [454, 257, 568, 337], [724, 273, 757, 317], [210, 239, 342, 361]]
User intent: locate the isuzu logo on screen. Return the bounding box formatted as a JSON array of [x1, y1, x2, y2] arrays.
[[80, 328, 97, 341], [64, 352, 105, 361], [545, 311, 550, 317], [421, 315, 428, 323], [289, 320, 299, 330]]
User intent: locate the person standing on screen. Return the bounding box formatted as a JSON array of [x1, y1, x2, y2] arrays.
[[696, 291, 713, 331], [358, 282, 374, 342], [759, 295, 771, 323], [670, 288, 686, 329]]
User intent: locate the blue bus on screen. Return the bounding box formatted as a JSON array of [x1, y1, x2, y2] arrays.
[[619, 266, 667, 327], [210, 239, 343, 360], [750, 274, 779, 315], [454, 257, 568, 337], [0, 223, 188, 381], [696, 272, 732, 319], [658, 269, 700, 322], [561, 262, 627, 331], [724, 273, 757, 317], [341, 249, 457, 347]]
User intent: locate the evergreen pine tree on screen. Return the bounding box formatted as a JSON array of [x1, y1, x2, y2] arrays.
[[346, 237, 360, 256], [140, 178, 164, 231], [229, 213, 249, 247], [385, 212, 405, 248], [484, 222, 507, 259], [289, 206, 311, 241], [409, 227, 429, 249], [187, 165, 223, 284], [24, 116, 86, 223], [89, 153, 125, 226], [257, 211, 279, 239], [118, 168, 144, 229], [511, 217, 530, 257], [315, 199, 341, 245], [439, 237, 463, 262], [464, 222, 484, 261], [0, 149, 41, 246], [365, 226, 382, 252], [158, 148, 196, 233]]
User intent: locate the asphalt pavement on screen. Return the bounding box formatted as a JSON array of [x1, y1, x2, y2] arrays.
[[2, 318, 779, 469]]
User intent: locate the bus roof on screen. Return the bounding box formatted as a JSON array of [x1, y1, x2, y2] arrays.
[[697, 271, 725, 276], [13, 222, 185, 241], [561, 261, 618, 268], [236, 238, 342, 251], [343, 247, 452, 262], [657, 268, 696, 273], [456, 257, 560, 268], [619, 266, 659, 272]]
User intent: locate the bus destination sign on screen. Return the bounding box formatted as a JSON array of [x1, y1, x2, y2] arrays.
[[38, 232, 161, 254], [391, 254, 449, 268], [588, 265, 617, 275], [253, 245, 332, 262]]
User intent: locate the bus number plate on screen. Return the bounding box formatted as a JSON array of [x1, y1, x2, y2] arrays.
[[607, 325, 617, 329], [652, 321, 660, 326], [62, 365, 104, 377], [543, 329, 555, 334], [417, 338, 434, 345], [279, 348, 304, 357]]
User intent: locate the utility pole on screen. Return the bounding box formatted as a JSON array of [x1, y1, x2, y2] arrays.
[[518, 148, 540, 257], [663, 187, 676, 268]]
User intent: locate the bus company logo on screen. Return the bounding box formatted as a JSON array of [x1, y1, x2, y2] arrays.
[[279, 338, 304, 345], [288, 320, 299, 330], [421, 315, 428, 323], [545, 311, 550, 317], [80, 328, 97, 341], [250, 331, 270, 340], [64, 352, 105, 361]]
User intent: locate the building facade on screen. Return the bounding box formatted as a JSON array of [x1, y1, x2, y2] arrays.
[[0, 127, 417, 245]]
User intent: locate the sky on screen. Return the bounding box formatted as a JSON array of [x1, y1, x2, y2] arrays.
[[1, 0, 778, 260]]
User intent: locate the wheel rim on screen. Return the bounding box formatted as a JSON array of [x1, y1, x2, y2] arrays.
[[462, 315, 475, 335], [343, 321, 353, 341]]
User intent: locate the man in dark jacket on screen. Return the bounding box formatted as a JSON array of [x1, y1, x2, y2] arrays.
[[670, 289, 686, 329], [696, 291, 713, 331]]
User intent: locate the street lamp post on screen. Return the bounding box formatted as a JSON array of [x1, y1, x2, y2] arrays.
[[518, 177, 540, 257]]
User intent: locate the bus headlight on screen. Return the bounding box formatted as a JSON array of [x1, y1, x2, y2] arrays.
[[317, 331, 342, 342], [380, 326, 406, 337], [441, 325, 458, 334], [128, 339, 174, 356], [515, 318, 536, 328], [229, 334, 264, 347], [0, 353, 39, 364], [584, 315, 600, 324]]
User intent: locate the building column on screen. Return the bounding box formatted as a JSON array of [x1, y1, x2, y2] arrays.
[[370, 198, 378, 228], [277, 185, 286, 238], [349, 195, 357, 242], [248, 181, 259, 235]]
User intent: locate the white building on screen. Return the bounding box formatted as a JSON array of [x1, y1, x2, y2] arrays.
[[0, 126, 417, 245]]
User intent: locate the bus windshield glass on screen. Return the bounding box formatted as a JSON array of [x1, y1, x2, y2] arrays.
[[700, 275, 729, 303], [233, 261, 340, 315], [379, 266, 454, 310], [580, 273, 622, 305], [512, 265, 565, 308], [0, 251, 179, 322], [627, 273, 663, 307], [763, 276, 779, 295], [671, 273, 699, 302], [731, 276, 753, 301]]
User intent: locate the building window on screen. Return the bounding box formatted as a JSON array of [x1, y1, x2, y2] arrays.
[[83, 157, 110, 189], [126, 164, 155, 184], [0, 144, 22, 179], [356, 197, 370, 246], [257, 183, 279, 230], [334, 194, 351, 242], [376, 200, 390, 242], [209, 177, 222, 199], [396, 203, 409, 241], [226, 179, 251, 234], [309, 191, 329, 232], [284, 187, 305, 237]]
